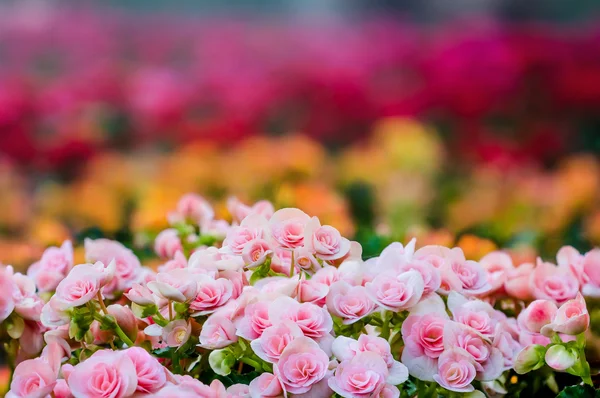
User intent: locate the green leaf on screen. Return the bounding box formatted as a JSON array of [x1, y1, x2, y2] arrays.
[[152, 347, 175, 358], [556, 385, 598, 398]]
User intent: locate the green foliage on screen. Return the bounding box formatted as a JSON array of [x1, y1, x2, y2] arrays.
[[556, 385, 600, 398]]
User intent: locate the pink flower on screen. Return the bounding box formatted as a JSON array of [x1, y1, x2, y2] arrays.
[[270, 208, 310, 249], [124, 283, 156, 306], [401, 314, 447, 381], [583, 249, 600, 297], [447, 258, 491, 296], [517, 300, 557, 334], [297, 278, 329, 306], [157, 378, 226, 397], [176, 193, 214, 225], [53, 265, 102, 310], [228, 197, 274, 224], [223, 224, 265, 256], [557, 246, 586, 284], [235, 301, 272, 340], [68, 350, 137, 398], [304, 217, 351, 261], [326, 281, 375, 325], [124, 347, 166, 393], [365, 270, 424, 312], [147, 269, 198, 303], [28, 240, 73, 292], [0, 268, 18, 322], [433, 348, 477, 393], [227, 384, 250, 398], [189, 275, 234, 316], [199, 314, 238, 349], [397, 259, 442, 297], [328, 352, 391, 397], [107, 304, 138, 343], [242, 239, 273, 268], [249, 373, 285, 398], [294, 247, 321, 273], [479, 251, 514, 294], [274, 336, 329, 394], [154, 229, 183, 259], [53, 380, 72, 398], [219, 270, 247, 300], [85, 238, 142, 292], [530, 259, 579, 304], [269, 296, 333, 340], [162, 320, 192, 347], [541, 293, 589, 336], [505, 263, 534, 300], [7, 357, 57, 398], [448, 293, 499, 339], [188, 247, 245, 272], [251, 320, 304, 363], [493, 323, 522, 370]]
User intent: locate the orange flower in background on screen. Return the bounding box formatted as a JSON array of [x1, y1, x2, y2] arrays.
[[457, 234, 498, 260]]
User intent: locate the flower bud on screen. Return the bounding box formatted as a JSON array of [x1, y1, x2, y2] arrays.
[[209, 348, 237, 376], [107, 304, 138, 344], [514, 344, 546, 374], [545, 345, 578, 371]]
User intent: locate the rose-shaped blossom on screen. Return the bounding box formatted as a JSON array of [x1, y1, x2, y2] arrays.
[[53, 265, 102, 310], [297, 278, 329, 306], [493, 323, 522, 370], [227, 384, 250, 398], [68, 350, 137, 398], [147, 269, 198, 303], [269, 208, 310, 249], [541, 293, 589, 336], [274, 337, 329, 394], [40, 298, 70, 327], [517, 300, 558, 334], [154, 229, 183, 259], [124, 283, 156, 306], [199, 314, 238, 349], [162, 320, 192, 347], [223, 225, 264, 256], [479, 251, 514, 294], [505, 262, 534, 300], [328, 352, 391, 398], [249, 372, 284, 398], [312, 266, 341, 287], [326, 281, 375, 325], [269, 296, 333, 340], [557, 246, 587, 284], [401, 314, 447, 381], [188, 247, 245, 272], [189, 275, 234, 316], [365, 270, 424, 312], [157, 251, 187, 273], [397, 259, 441, 297], [304, 217, 351, 261], [583, 249, 600, 297], [251, 320, 304, 363], [448, 292, 500, 339], [176, 193, 214, 225], [27, 240, 73, 292], [156, 377, 226, 397], [7, 354, 59, 398], [228, 197, 274, 224], [332, 335, 408, 385], [124, 347, 166, 393], [294, 247, 321, 274], [0, 268, 17, 322], [235, 301, 272, 340], [447, 258, 491, 296], [53, 380, 72, 398], [85, 238, 142, 293], [242, 239, 273, 268], [530, 259, 579, 304], [219, 270, 247, 300], [433, 348, 477, 393]]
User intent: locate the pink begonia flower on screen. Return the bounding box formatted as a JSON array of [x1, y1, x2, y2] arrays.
[[68, 350, 138, 398], [124, 283, 156, 306], [448, 292, 501, 339], [228, 197, 275, 224], [312, 266, 341, 287], [52, 264, 104, 310], [294, 246, 322, 274], [201, 219, 230, 240], [0, 267, 17, 322], [269, 296, 333, 341], [227, 383, 250, 398], [7, 357, 57, 398], [479, 251, 514, 294], [85, 238, 142, 293], [53, 380, 72, 398], [541, 293, 589, 336], [154, 229, 183, 259], [147, 269, 198, 303], [303, 216, 351, 261], [493, 323, 523, 370], [162, 320, 192, 347], [505, 262, 534, 300], [27, 240, 73, 292], [583, 249, 600, 297], [326, 281, 375, 325], [274, 336, 329, 394], [124, 347, 167, 393], [433, 348, 477, 393], [249, 372, 285, 398], [251, 320, 304, 363], [223, 225, 264, 256], [188, 247, 245, 272], [401, 314, 447, 381], [365, 269, 424, 312], [40, 298, 70, 327], [517, 299, 557, 334], [199, 314, 238, 349], [20, 320, 46, 355], [10, 273, 44, 321], [398, 259, 442, 297], [530, 259, 579, 304], [269, 208, 310, 249], [106, 304, 138, 343], [297, 277, 329, 306], [408, 293, 448, 317], [328, 351, 392, 397], [443, 322, 504, 381], [332, 335, 408, 385], [235, 301, 272, 340], [219, 270, 247, 300], [151, 378, 226, 397], [545, 345, 578, 371], [189, 275, 234, 316], [557, 246, 587, 283], [176, 193, 214, 225], [447, 258, 491, 297], [242, 239, 274, 268]]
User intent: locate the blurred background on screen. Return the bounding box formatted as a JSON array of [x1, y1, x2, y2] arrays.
[[2, 0, 600, 268]]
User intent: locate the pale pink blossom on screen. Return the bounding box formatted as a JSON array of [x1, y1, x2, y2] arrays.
[[530, 259, 579, 304], [448, 258, 491, 296], [7, 357, 57, 398], [365, 270, 424, 312], [479, 251, 514, 294], [199, 314, 238, 349], [274, 336, 329, 394], [541, 293, 589, 336], [227, 384, 250, 398], [270, 208, 310, 249], [107, 304, 138, 343], [124, 347, 167, 393], [304, 217, 351, 261], [147, 269, 198, 303], [242, 239, 273, 268], [326, 281, 375, 324], [53, 380, 72, 398], [177, 193, 214, 225], [269, 296, 333, 340], [154, 229, 183, 259], [294, 246, 321, 273], [124, 283, 156, 306], [328, 352, 391, 397], [189, 275, 234, 316], [0, 267, 17, 322], [249, 372, 285, 398], [53, 265, 102, 310], [85, 238, 142, 292], [297, 277, 329, 306], [517, 300, 557, 334], [162, 320, 192, 347], [557, 246, 587, 284], [251, 320, 304, 363], [158, 251, 187, 273], [228, 197, 274, 224], [27, 240, 73, 292], [583, 249, 600, 297], [235, 301, 272, 340], [505, 262, 534, 300], [433, 348, 477, 393], [401, 314, 447, 381], [188, 247, 245, 272]]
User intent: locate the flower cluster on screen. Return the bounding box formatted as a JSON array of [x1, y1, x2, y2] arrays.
[[0, 194, 595, 397]]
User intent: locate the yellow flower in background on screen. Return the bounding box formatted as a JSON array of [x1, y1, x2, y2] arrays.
[[0, 160, 31, 231]]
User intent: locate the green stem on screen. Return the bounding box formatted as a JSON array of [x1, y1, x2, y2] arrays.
[[93, 297, 135, 348], [240, 357, 262, 371], [380, 311, 391, 341]]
